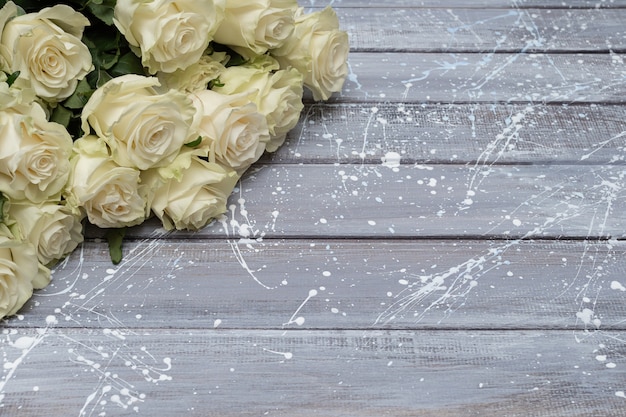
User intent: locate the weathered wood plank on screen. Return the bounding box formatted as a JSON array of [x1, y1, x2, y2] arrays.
[[300, 0, 626, 8], [337, 52, 626, 103], [91, 163, 626, 240], [338, 8, 626, 52], [1, 329, 624, 416], [6, 239, 625, 331], [267, 103, 626, 165]]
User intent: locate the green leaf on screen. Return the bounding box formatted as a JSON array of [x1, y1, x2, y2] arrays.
[[0, 193, 6, 223], [105, 228, 126, 265], [209, 77, 224, 89], [5, 71, 20, 87], [110, 51, 145, 77], [50, 104, 73, 127], [87, 1, 116, 26], [184, 136, 202, 148], [83, 27, 122, 71], [63, 77, 94, 109]]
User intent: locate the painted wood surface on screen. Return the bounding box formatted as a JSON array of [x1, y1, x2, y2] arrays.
[[336, 8, 626, 52], [2, 1, 626, 416], [1, 330, 625, 417], [6, 239, 626, 331], [301, 0, 626, 8]]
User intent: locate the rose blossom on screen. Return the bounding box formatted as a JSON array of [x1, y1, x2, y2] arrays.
[[157, 51, 228, 94], [0, 1, 93, 101], [145, 156, 239, 230], [114, 0, 225, 74], [8, 202, 83, 267], [213, 0, 297, 57], [213, 55, 303, 152], [64, 135, 149, 229], [81, 74, 198, 171], [272, 6, 349, 101], [0, 102, 73, 204], [191, 90, 270, 173], [0, 70, 36, 110], [0, 223, 50, 319]]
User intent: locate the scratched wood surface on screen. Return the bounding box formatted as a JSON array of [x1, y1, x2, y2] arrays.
[[2, 1, 626, 416]]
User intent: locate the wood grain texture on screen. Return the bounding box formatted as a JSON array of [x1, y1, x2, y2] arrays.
[[8, 239, 626, 331], [1, 329, 624, 417], [100, 163, 626, 240], [2, 2, 626, 416], [301, 0, 626, 8], [337, 52, 626, 104], [270, 103, 626, 165], [338, 8, 626, 52]]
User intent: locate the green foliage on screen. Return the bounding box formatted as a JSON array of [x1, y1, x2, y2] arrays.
[[184, 136, 203, 148], [209, 77, 225, 89], [105, 227, 126, 265], [0, 193, 5, 223], [86, 0, 117, 26], [5, 70, 20, 86]]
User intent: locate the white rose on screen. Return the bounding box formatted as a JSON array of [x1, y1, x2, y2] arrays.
[[0, 1, 93, 101], [8, 202, 83, 267], [0, 102, 73, 204], [213, 0, 297, 56], [146, 156, 239, 230], [81, 74, 198, 170], [192, 89, 270, 172], [0, 223, 50, 319], [64, 135, 149, 229], [157, 51, 228, 93], [114, 0, 225, 74], [213, 55, 303, 152], [0, 70, 37, 111], [272, 7, 349, 101]]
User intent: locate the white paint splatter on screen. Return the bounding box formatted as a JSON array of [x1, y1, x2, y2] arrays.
[[381, 152, 401, 169]]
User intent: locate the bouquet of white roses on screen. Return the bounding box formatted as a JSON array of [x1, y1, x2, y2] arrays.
[[0, 0, 349, 319]]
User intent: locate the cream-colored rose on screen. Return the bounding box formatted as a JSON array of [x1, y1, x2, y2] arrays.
[[213, 56, 303, 152], [213, 0, 297, 56], [145, 156, 238, 230], [157, 51, 228, 94], [8, 202, 83, 267], [0, 102, 73, 204], [192, 89, 270, 172], [114, 0, 225, 74], [0, 223, 50, 319], [0, 1, 93, 101], [81, 74, 198, 170], [272, 7, 349, 101], [0, 70, 36, 111], [64, 135, 149, 229]]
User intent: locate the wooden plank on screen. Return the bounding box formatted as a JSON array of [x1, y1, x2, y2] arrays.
[[300, 0, 626, 8], [0, 329, 624, 416], [84, 163, 626, 240], [338, 8, 626, 52], [268, 103, 626, 165], [7, 239, 626, 330], [337, 52, 626, 103]]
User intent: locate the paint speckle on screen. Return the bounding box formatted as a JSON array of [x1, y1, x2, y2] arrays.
[[381, 152, 401, 169]]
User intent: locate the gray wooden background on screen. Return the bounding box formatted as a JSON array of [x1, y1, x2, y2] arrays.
[[1, 1, 625, 416]]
